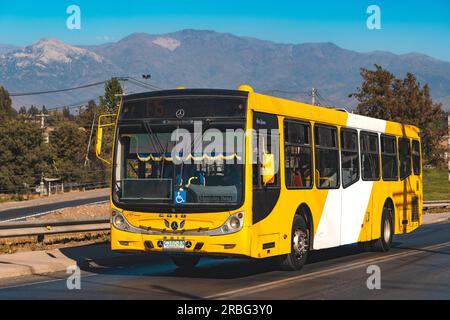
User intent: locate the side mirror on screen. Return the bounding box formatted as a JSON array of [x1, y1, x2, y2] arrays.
[[96, 114, 117, 165], [262, 153, 275, 185]]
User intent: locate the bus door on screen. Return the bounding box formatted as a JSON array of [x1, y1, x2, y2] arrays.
[[399, 139, 421, 229], [340, 129, 373, 245], [398, 137, 414, 231]]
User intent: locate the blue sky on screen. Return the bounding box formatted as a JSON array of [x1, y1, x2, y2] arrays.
[[0, 0, 449, 61]]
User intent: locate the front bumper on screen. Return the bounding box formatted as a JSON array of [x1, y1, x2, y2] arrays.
[[110, 224, 252, 257]]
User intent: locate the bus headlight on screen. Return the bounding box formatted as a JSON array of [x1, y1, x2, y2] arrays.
[[113, 214, 126, 228], [229, 217, 240, 230], [112, 210, 133, 231], [213, 212, 244, 235]]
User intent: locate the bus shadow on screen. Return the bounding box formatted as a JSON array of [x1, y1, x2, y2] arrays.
[[158, 244, 373, 280], [60, 241, 413, 280]]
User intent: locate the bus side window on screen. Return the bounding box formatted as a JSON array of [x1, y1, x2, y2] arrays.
[[360, 132, 380, 181], [314, 125, 340, 189], [381, 135, 398, 181], [412, 140, 421, 175], [284, 120, 313, 189], [341, 128, 359, 188], [399, 138, 412, 180], [252, 112, 280, 189]]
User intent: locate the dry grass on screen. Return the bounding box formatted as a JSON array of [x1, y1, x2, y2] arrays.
[[26, 202, 110, 222], [0, 231, 110, 254]]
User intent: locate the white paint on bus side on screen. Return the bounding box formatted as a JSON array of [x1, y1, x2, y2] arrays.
[[340, 180, 374, 245], [346, 113, 387, 133], [313, 190, 341, 250], [313, 113, 386, 249]]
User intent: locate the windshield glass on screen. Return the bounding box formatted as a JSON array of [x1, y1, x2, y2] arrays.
[[113, 123, 245, 210]]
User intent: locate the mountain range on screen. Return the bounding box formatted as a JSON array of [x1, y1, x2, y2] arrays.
[[1, 29, 449, 111]]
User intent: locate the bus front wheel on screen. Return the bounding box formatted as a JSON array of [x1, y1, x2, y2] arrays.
[[171, 256, 200, 269], [278, 215, 309, 271]]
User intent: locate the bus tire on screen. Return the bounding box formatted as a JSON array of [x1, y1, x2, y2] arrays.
[[278, 215, 309, 271], [371, 205, 394, 252], [171, 256, 200, 269]]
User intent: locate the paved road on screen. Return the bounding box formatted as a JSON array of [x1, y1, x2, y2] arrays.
[[0, 220, 448, 299], [0, 189, 109, 222]]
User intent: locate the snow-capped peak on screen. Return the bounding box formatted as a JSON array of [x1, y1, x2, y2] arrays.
[[11, 38, 104, 66], [152, 37, 181, 51]]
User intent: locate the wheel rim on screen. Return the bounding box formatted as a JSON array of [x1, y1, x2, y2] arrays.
[[383, 218, 391, 243], [293, 228, 309, 260]]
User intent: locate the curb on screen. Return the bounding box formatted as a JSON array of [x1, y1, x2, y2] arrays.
[[0, 245, 163, 282], [422, 212, 450, 225]]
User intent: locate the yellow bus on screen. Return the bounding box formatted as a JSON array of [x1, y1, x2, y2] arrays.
[[96, 84, 422, 271]]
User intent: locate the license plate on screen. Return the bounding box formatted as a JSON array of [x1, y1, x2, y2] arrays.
[[163, 240, 185, 250]]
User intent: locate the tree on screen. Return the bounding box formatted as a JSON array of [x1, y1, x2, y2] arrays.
[[76, 99, 110, 178], [350, 65, 447, 165], [27, 105, 39, 116], [77, 100, 100, 129], [62, 106, 73, 120], [97, 79, 121, 166], [99, 77, 123, 113], [49, 122, 88, 182], [0, 120, 52, 193], [18, 106, 27, 115], [0, 86, 16, 120]]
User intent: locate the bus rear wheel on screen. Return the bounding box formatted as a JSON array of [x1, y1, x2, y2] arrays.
[[171, 256, 200, 269], [278, 215, 309, 271], [371, 205, 394, 252]]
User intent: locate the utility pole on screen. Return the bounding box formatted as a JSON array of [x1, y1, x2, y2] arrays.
[[36, 112, 50, 143], [36, 112, 49, 128], [39, 172, 44, 197], [120, 78, 128, 95], [311, 88, 316, 105]]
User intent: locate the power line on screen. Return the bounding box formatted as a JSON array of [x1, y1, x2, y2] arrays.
[[46, 96, 102, 112], [263, 89, 311, 96], [316, 90, 337, 108], [10, 81, 107, 97], [9, 76, 165, 97], [127, 77, 164, 90]]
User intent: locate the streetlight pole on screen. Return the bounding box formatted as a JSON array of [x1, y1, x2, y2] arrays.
[[142, 74, 151, 87]]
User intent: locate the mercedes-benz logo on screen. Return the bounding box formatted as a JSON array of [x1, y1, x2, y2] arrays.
[[171, 221, 179, 231], [176, 109, 185, 119]]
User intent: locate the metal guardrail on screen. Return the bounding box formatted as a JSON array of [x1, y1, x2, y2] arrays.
[[0, 200, 449, 242], [0, 218, 110, 241], [423, 201, 450, 210]]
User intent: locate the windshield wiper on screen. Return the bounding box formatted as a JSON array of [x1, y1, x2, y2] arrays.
[[177, 121, 208, 188], [143, 122, 165, 155], [142, 121, 168, 179]]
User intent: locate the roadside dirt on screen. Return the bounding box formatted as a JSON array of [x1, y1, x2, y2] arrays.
[[0, 203, 111, 255], [25, 202, 110, 221]]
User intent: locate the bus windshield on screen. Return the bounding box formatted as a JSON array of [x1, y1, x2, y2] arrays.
[[113, 123, 245, 210]]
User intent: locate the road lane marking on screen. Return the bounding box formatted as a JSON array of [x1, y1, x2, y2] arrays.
[[0, 273, 98, 291], [0, 200, 108, 223], [206, 241, 450, 299]]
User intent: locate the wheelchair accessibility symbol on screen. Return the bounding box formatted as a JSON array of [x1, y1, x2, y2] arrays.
[[174, 191, 186, 205]]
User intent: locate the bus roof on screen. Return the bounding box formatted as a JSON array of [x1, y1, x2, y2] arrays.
[[120, 86, 420, 138], [249, 90, 420, 139]]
